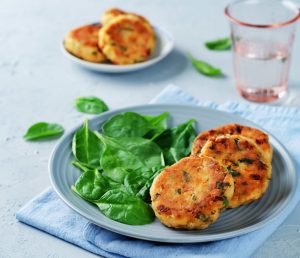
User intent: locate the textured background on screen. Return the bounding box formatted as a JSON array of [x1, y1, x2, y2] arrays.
[[1, 0, 300, 257]]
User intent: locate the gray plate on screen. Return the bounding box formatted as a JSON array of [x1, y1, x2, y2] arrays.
[[49, 104, 297, 243]]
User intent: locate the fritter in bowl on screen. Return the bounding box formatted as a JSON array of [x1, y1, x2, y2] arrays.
[[150, 156, 234, 229], [201, 135, 272, 208], [191, 124, 272, 163], [98, 14, 155, 65], [64, 23, 107, 63]]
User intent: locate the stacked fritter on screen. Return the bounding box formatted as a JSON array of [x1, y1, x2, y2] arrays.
[[150, 124, 272, 229], [64, 8, 155, 65]]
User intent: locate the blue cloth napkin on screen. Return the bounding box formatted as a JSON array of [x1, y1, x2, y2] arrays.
[[16, 85, 300, 258]]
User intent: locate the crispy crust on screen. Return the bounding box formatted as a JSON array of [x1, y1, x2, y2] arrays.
[[191, 124, 272, 163], [98, 14, 155, 65], [150, 156, 234, 229], [64, 23, 107, 63], [201, 135, 272, 208]]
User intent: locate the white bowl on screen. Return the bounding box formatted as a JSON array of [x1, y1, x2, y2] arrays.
[[61, 25, 174, 73]]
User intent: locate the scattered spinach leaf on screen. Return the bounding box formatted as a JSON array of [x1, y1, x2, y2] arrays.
[[205, 37, 231, 51], [72, 120, 104, 169], [95, 189, 155, 225], [75, 96, 108, 114], [23, 122, 64, 141], [189, 54, 222, 77]]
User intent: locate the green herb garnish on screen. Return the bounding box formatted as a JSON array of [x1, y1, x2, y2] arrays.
[[205, 37, 231, 51], [239, 158, 255, 164], [226, 166, 241, 177], [223, 197, 229, 208]]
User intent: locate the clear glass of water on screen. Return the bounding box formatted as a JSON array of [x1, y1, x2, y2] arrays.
[[225, 0, 300, 102]]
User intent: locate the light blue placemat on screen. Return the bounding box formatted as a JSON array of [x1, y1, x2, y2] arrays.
[[16, 85, 300, 258]]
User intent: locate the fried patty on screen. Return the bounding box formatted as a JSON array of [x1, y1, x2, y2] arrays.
[[101, 8, 149, 26], [101, 8, 127, 25], [64, 23, 107, 63], [201, 135, 272, 208], [150, 156, 234, 229], [98, 14, 155, 65], [191, 124, 272, 163]]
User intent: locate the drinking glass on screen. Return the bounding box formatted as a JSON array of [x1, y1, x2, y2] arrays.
[[225, 0, 300, 102]]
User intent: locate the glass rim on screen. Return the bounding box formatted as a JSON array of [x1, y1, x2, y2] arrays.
[[225, 0, 300, 28]]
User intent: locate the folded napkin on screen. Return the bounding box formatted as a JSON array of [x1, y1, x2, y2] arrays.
[[16, 85, 300, 258]]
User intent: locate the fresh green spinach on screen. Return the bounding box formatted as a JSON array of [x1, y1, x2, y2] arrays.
[[75, 96, 108, 114], [102, 112, 153, 138], [205, 37, 231, 51], [73, 169, 111, 201], [189, 54, 222, 77], [154, 119, 197, 165], [96, 133, 162, 182], [72, 120, 104, 169], [23, 122, 64, 141], [95, 189, 155, 225], [124, 167, 162, 202], [143, 112, 169, 139]]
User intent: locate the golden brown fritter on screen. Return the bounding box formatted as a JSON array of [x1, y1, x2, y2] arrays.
[[192, 124, 272, 163], [101, 8, 149, 26], [64, 23, 107, 63], [150, 156, 234, 229], [201, 135, 272, 208], [101, 8, 127, 25], [98, 14, 155, 65]]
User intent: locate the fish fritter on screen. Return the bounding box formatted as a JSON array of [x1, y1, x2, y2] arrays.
[[64, 23, 107, 63], [101, 8, 149, 26], [192, 124, 272, 163], [101, 8, 127, 25], [201, 135, 272, 208], [150, 156, 234, 229], [98, 14, 155, 65]]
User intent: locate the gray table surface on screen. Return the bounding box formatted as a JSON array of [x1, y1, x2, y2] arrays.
[[1, 0, 300, 257]]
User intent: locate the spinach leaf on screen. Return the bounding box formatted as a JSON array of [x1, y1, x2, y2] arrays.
[[154, 119, 197, 165], [23, 122, 64, 141], [75, 96, 109, 114], [124, 167, 162, 202], [71, 160, 93, 173], [73, 169, 111, 201], [97, 133, 163, 183], [95, 189, 155, 225], [205, 37, 231, 50], [143, 112, 169, 139], [102, 112, 153, 138], [189, 54, 222, 77], [72, 120, 104, 169]]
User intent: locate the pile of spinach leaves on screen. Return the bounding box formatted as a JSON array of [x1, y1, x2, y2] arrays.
[[71, 111, 197, 225]]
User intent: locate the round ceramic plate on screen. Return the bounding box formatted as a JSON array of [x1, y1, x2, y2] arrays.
[[61, 25, 174, 73], [49, 104, 297, 243]]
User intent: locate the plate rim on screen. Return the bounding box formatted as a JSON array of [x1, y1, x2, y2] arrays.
[[49, 103, 298, 243], [61, 24, 174, 73]]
